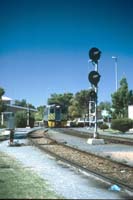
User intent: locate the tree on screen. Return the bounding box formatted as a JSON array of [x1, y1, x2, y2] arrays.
[[15, 99, 35, 109], [98, 101, 112, 112], [75, 90, 91, 117], [15, 111, 27, 128], [68, 98, 81, 119], [48, 93, 73, 114], [35, 105, 45, 121], [111, 77, 129, 119], [48, 92, 91, 119], [15, 111, 35, 128], [0, 88, 5, 98], [67, 90, 91, 119], [128, 90, 133, 105], [15, 99, 27, 107]]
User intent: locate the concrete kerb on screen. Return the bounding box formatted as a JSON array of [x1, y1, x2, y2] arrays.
[[87, 138, 105, 145], [26, 127, 44, 137]]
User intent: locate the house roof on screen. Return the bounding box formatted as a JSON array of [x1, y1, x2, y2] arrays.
[[2, 96, 12, 101], [6, 104, 37, 112]]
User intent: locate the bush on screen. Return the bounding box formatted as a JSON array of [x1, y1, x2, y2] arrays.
[[97, 121, 103, 128], [0, 124, 6, 128], [15, 111, 35, 128], [111, 118, 133, 133], [77, 122, 85, 127], [99, 123, 109, 130], [70, 121, 77, 127]]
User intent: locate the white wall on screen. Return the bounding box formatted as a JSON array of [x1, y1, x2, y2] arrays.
[[128, 105, 133, 119]]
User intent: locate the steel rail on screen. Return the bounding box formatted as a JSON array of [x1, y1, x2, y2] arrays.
[[55, 128, 133, 145], [28, 133, 133, 193]]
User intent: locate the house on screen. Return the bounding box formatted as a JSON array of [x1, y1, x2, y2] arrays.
[[1, 96, 37, 126], [2, 96, 12, 105], [128, 105, 133, 120]]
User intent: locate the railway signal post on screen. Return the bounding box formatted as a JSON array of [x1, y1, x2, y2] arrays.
[[87, 47, 104, 145]]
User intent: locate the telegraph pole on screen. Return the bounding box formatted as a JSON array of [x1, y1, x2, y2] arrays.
[[26, 103, 30, 128], [112, 56, 118, 91]]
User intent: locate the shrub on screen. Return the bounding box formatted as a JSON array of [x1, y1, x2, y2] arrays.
[[99, 123, 109, 130], [97, 121, 103, 128], [0, 124, 6, 128], [111, 118, 133, 133], [70, 121, 77, 127], [77, 122, 84, 127], [15, 111, 27, 128], [15, 111, 35, 128]]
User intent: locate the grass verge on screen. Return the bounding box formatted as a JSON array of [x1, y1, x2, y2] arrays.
[[0, 151, 63, 199]]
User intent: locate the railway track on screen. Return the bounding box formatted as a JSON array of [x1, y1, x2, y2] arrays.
[[55, 128, 133, 145], [28, 129, 133, 194]]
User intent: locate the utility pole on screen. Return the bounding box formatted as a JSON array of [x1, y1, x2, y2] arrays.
[[26, 103, 30, 128], [112, 56, 118, 91]]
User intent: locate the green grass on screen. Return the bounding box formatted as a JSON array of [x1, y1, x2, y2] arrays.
[[98, 128, 121, 134], [0, 151, 63, 199]]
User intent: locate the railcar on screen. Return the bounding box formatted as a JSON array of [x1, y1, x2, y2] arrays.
[[44, 104, 67, 128]]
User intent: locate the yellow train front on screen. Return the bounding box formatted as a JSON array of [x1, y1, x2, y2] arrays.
[[44, 104, 67, 128]]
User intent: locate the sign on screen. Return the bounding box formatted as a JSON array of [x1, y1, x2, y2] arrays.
[[7, 114, 15, 129]]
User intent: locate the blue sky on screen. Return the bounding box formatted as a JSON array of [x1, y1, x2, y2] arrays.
[[0, 0, 133, 107]]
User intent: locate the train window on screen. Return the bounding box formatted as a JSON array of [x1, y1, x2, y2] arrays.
[[50, 108, 54, 113], [56, 107, 60, 113]]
